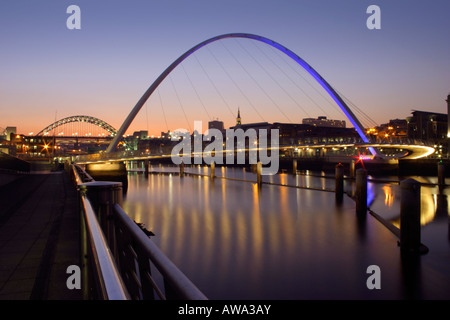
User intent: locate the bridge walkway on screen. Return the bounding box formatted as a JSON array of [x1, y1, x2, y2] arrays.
[[0, 169, 81, 300]]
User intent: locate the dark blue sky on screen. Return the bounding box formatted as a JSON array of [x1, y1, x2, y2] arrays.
[[1, 0, 449, 134]]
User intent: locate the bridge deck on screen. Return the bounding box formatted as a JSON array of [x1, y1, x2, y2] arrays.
[[0, 170, 81, 300]]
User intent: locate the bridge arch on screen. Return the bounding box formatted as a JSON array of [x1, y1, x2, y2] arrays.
[[106, 33, 373, 154], [37, 115, 117, 136]]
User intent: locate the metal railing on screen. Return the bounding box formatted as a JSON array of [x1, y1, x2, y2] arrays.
[[80, 195, 130, 300], [112, 204, 207, 300], [72, 164, 130, 300], [71, 163, 207, 300]]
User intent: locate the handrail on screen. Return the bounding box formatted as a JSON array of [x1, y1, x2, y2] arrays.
[[73, 163, 95, 182], [71, 163, 207, 300], [113, 204, 208, 300], [72, 164, 130, 300], [72, 165, 84, 185], [81, 196, 130, 300]]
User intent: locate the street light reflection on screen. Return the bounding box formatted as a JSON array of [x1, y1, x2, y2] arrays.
[[382, 185, 394, 207]]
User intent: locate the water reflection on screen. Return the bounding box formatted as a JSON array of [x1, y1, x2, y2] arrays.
[[435, 193, 448, 219], [367, 179, 448, 228], [382, 185, 394, 207], [122, 167, 450, 299]]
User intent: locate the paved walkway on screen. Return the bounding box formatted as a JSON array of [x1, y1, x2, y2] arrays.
[[0, 170, 81, 300]]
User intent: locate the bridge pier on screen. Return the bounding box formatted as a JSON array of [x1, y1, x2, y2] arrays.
[[86, 162, 126, 174]]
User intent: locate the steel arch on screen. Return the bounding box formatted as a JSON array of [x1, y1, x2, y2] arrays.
[[37, 115, 117, 136], [106, 33, 372, 154]]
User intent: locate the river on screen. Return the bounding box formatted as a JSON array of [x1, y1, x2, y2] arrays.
[[121, 164, 450, 299]]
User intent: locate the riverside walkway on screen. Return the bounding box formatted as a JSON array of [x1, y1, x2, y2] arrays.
[[0, 169, 81, 299]]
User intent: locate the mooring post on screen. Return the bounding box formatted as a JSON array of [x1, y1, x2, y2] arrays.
[[257, 161, 262, 186], [350, 159, 356, 179], [293, 159, 297, 175], [355, 168, 367, 216], [438, 161, 445, 187], [400, 178, 423, 254], [179, 161, 184, 177], [144, 159, 149, 176], [210, 161, 215, 179], [335, 163, 344, 203]]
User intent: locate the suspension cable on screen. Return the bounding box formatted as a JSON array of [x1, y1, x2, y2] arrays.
[[270, 46, 377, 129], [248, 40, 325, 118], [271, 46, 343, 115], [335, 89, 379, 128], [220, 40, 291, 122], [207, 46, 265, 122], [193, 54, 235, 119], [169, 74, 192, 133], [157, 88, 170, 133], [181, 63, 212, 121]]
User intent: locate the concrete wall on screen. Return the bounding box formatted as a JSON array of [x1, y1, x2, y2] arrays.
[[0, 151, 30, 172], [0, 170, 24, 187]]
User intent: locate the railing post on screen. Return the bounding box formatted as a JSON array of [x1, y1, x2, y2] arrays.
[[400, 179, 424, 254], [355, 168, 367, 216], [79, 181, 123, 253], [335, 163, 344, 203], [135, 245, 155, 300], [292, 159, 297, 175], [79, 195, 91, 300]]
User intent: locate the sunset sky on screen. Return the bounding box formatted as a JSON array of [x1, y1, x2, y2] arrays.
[[1, 0, 449, 136]]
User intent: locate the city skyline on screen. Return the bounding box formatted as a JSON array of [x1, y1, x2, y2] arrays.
[[1, 1, 449, 136]]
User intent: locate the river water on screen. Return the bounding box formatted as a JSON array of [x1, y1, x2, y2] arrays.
[[121, 164, 450, 299]]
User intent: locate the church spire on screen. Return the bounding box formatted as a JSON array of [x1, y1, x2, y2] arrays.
[[236, 107, 241, 126]]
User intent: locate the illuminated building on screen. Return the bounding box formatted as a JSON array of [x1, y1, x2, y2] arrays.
[[369, 119, 407, 140], [407, 110, 448, 157], [407, 111, 447, 141], [302, 116, 346, 128], [5, 127, 16, 141], [271, 122, 358, 145], [208, 119, 224, 132]]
